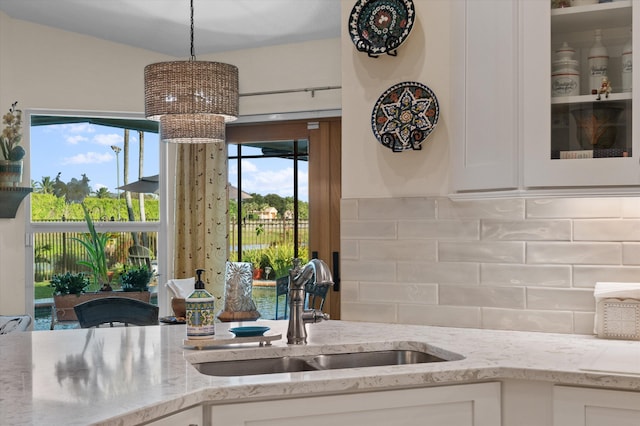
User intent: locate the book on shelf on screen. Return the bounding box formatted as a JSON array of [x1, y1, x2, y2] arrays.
[[552, 148, 631, 159]]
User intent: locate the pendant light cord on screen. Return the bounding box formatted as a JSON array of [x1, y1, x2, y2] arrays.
[[190, 0, 196, 60]]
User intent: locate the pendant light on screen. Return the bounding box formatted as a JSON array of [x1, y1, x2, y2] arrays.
[[144, 0, 238, 143]]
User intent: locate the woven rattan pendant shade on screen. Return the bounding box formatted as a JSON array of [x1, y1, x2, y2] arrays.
[[160, 114, 226, 143], [144, 61, 238, 120], [144, 60, 238, 143], [143, 0, 239, 143]]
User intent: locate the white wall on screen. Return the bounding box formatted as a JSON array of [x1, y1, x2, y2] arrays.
[[0, 11, 341, 315], [341, 0, 451, 199]]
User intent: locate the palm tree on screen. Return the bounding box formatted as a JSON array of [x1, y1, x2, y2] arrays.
[[95, 187, 111, 199], [35, 176, 55, 194]]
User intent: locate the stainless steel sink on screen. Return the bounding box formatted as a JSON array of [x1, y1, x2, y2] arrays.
[[193, 349, 458, 377], [194, 356, 316, 376], [308, 350, 446, 370]]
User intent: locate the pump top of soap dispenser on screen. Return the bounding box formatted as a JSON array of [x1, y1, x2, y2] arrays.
[[195, 268, 205, 289]]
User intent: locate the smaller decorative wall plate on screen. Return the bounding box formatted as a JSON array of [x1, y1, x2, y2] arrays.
[[349, 0, 415, 57], [371, 81, 440, 152]]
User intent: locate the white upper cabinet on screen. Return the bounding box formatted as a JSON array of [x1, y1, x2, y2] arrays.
[[452, 0, 640, 194], [450, 0, 520, 192], [524, 0, 639, 188]]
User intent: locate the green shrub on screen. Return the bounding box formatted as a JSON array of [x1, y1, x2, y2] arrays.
[[49, 272, 90, 295], [120, 265, 154, 292]]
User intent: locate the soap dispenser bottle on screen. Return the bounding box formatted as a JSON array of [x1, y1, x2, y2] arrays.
[[185, 268, 215, 339]]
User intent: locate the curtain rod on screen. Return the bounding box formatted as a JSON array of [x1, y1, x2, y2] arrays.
[[239, 85, 341, 98]]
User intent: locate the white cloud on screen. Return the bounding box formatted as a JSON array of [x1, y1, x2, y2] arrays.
[[241, 159, 258, 172], [60, 123, 96, 134], [61, 152, 113, 165], [93, 133, 123, 146], [66, 135, 88, 145]]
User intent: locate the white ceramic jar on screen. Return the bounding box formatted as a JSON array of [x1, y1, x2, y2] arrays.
[[552, 42, 580, 97]]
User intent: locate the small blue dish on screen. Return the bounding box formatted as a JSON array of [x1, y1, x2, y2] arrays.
[[229, 326, 270, 337]]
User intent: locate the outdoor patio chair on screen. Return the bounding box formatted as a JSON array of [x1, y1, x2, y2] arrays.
[[128, 245, 152, 270], [274, 276, 289, 320], [73, 297, 158, 328], [305, 280, 329, 311], [0, 315, 31, 334]]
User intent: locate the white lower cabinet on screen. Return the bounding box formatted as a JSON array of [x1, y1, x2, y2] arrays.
[[145, 405, 203, 426], [209, 382, 501, 426], [554, 386, 640, 426]]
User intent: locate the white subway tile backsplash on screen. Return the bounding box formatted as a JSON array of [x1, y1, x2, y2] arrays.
[[440, 286, 525, 309], [573, 265, 640, 288], [341, 199, 358, 220], [398, 304, 481, 328], [481, 220, 571, 241], [573, 312, 596, 335], [340, 196, 639, 335], [481, 264, 571, 287], [398, 220, 479, 240], [340, 281, 359, 302], [360, 282, 438, 304], [527, 288, 595, 312], [359, 240, 437, 261], [527, 198, 622, 219], [341, 302, 397, 323], [574, 220, 640, 241], [358, 197, 436, 220], [342, 260, 396, 282], [340, 239, 359, 260], [342, 220, 396, 239], [439, 241, 524, 263], [438, 198, 524, 220], [622, 243, 640, 265], [621, 198, 640, 218], [481, 308, 574, 333], [527, 242, 621, 265], [397, 261, 479, 285]]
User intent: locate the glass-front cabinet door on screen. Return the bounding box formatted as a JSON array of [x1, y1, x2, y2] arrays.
[[524, 1, 640, 189]]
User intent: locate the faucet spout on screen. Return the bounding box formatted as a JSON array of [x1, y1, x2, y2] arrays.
[[287, 258, 333, 344]]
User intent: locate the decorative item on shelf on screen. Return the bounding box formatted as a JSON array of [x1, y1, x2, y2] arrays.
[[551, 0, 571, 8], [185, 269, 216, 339], [371, 81, 440, 152], [570, 103, 623, 149], [621, 30, 632, 93], [596, 76, 612, 100], [0, 101, 25, 188], [551, 42, 580, 97], [348, 0, 414, 58], [217, 262, 261, 322], [588, 29, 609, 94], [144, 0, 238, 143]]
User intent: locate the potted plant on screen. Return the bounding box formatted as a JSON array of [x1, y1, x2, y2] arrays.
[[49, 272, 91, 327], [0, 101, 26, 187], [120, 265, 155, 293], [73, 202, 112, 291]]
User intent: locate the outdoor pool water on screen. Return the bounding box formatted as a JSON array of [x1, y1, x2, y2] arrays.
[[33, 286, 283, 331]]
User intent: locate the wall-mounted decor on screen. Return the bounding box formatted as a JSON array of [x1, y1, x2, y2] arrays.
[[349, 0, 415, 58], [371, 81, 440, 152]]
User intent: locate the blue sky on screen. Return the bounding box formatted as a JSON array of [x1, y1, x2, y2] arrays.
[[30, 122, 308, 201]]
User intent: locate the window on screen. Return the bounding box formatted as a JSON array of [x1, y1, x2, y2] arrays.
[[26, 110, 166, 330]]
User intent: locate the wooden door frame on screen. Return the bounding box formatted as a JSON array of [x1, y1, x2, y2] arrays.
[[226, 118, 342, 319]]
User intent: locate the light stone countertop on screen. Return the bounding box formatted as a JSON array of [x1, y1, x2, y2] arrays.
[[2, 319, 640, 426]]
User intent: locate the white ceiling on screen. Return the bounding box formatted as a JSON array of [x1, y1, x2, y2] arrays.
[[0, 0, 342, 56]]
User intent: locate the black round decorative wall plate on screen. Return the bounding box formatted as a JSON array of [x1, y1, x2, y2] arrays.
[[371, 81, 440, 152], [349, 0, 415, 57]]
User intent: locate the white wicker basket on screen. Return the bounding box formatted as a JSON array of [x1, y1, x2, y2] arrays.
[[595, 298, 640, 340]]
